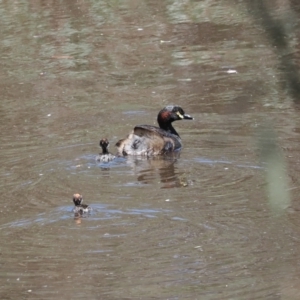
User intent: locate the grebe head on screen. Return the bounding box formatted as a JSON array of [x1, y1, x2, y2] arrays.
[[73, 193, 83, 206]]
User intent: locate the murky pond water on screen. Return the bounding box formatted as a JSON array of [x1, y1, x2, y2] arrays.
[[1, 0, 300, 299]]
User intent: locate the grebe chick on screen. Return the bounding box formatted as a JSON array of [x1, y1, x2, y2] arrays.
[[96, 138, 116, 162], [116, 105, 193, 156], [73, 193, 91, 216]]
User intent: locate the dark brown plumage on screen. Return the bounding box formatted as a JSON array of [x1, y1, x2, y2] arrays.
[[116, 105, 193, 156]]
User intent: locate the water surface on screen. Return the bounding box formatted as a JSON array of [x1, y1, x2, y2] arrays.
[[1, 1, 300, 299]]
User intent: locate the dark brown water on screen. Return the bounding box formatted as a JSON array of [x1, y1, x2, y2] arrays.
[[1, 1, 300, 299]]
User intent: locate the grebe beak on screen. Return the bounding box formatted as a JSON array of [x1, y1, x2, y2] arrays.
[[183, 114, 193, 120]]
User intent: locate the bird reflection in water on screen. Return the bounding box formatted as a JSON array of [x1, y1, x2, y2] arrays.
[[125, 152, 192, 188]]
